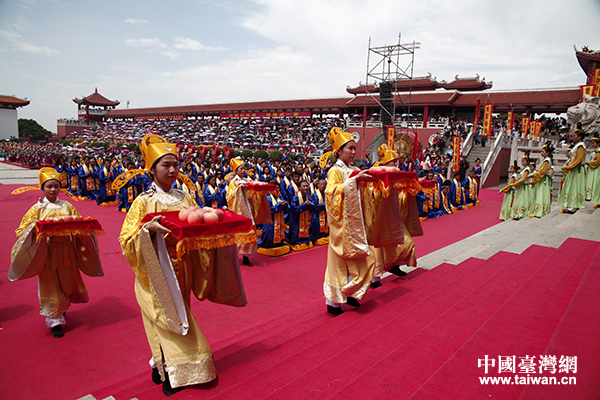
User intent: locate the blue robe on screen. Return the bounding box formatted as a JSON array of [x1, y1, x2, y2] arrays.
[[203, 185, 220, 208], [288, 192, 312, 245], [449, 178, 466, 208], [97, 165, 117, 205], [258, 194, 288, 248], [78, 164, 98, 200], [309, 190, 328, 242]]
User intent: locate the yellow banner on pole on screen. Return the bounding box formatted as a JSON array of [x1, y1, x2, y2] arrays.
[[387, 126, 396, 150], [481, 103, 493, 138], [452, 136, 461, 174], [521, 117, 530, 139]]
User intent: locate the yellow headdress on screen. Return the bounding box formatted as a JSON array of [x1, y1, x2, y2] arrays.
[[522, 150, 532, 163], [328, 127, 354, 153], [542, 141, 555, 156], [230, 157, 244, 172], [11, 167, 78, 200], [140, 134, 178, 169], [377, 144, 399, 165], [112, 134, 196, 193], [39, 167, 60, 187], [591, 133, 600, 143]]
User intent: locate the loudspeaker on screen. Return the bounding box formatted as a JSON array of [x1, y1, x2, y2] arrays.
[[379, 82, 393, 127]]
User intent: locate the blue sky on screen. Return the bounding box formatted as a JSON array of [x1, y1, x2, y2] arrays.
[[1, 0, 599, 132]]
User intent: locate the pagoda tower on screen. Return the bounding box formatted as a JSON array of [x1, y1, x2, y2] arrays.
[[57, 88, 120, 139]]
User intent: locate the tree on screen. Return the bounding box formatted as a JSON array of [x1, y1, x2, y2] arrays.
[[18, 119, 52, 141], [241, 150, 253, 158], [253, 150, 268, 159], [268, 150, 283, 161]]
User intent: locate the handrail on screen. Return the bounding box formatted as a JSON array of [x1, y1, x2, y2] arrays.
[[481, 128, 510, 186], [462, 127, 474, 157]]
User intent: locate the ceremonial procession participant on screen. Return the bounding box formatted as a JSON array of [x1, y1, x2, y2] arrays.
[[529, 142, 554, 218], [509, 152, 533, 219], [279, 168, 293, 202], [119, 134, 248, 396], [97, 158, 118, 206], [585, 134, 600, 208], [194, 174, 205, 206], [67, 156, 81, 197], [9, 168, 104, 338], [440, 180, 455, 215], [54, 156, 69, 188], [118, 162, 142, 213], [285, 171, 301, 203], [288, 180, 313, 251], [257, 181, 291, 256], [78, 155, 98, 201], [449, 172, 467, 209], [462, 169, 480, 207], [226, 157, 271, 266], [499, 161, 520, 221], [323, 127, 375, 316], [472, 158, 482, 193], [369, 144, 415, 288], [310, 178, 329, 245], [558, 125, 587, 213], [203, 175, 220, 208]]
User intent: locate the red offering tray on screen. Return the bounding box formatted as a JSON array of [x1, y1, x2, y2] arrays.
[[35, 217, 105, 242], [350, 169, 418, 187], [141, 210, 257, 257], [245, 182, 277, 195]]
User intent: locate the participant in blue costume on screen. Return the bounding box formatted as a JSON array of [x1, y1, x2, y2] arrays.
[[310, 178, 329, 245], [288, 180, 313, 251], [279, 168, 293, 202], [203, 175, 220, 208], [449, 172, 466, 209], [67, 156, 81, 197], [257, 184, 291, 256], [118, 162, 141, 212], [285, 171, 301, 204], [461, 169, 480, 207], [97, 158, 118, 206], [54, 156, 69, 188], [193, 174, 205, 207], [472, 158, 482, 195], [78, 155, 98, 201]]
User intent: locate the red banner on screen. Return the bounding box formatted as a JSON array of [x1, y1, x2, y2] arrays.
[[134, 115, 186, 120], [452, 135, 461, 174], [481, 103, 493, 138], [529, 120, 536, 140], [591, 67, 600, 86], [220, 111, 311, 118], [521, 117, 530, 138], [386, 126, 396, 150], [473, 99, 481, 135], [534, 121, 543, 140], [506, 111, 515, 135], [580, 85, 600, 101]]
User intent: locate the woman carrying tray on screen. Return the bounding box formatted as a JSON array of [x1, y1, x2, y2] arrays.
[[323, 127, 375, 316], [9, 168, 104, 338], [119, 134, 247, 396]]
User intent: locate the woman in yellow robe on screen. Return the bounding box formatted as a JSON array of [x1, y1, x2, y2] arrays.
[[370, 144, 417, 288], [9, 168, 103, 338], [324, 127, 375, 315], [226, 157, 271, 266], [119, 135, 247, 396]]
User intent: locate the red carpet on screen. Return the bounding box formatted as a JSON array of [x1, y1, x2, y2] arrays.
[[3, 185, 598, 400]]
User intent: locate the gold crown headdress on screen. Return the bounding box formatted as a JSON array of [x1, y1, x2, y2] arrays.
[[377, 144, 399, 165], [230, 157, 244, 172], [328, 127, 354, 153]]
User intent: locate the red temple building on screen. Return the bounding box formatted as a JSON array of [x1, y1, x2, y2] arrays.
[[57, 88, 119, 139]]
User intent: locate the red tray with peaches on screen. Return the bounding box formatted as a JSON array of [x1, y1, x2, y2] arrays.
[[36, 216, 105, 240], [141, 207, 255, 249]]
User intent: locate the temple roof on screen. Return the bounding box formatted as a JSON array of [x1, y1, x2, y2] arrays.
[[346, 74, 491, 94], [0, 95, 30, 108], [73, 88, 120, 107], [574, 45, 600, 75], [440, 75, 493, 91]]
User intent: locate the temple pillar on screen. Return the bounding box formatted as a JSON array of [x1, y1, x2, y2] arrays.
[[423, 106, 430, 128]]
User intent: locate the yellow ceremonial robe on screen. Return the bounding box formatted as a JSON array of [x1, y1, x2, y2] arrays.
[[119, 186, 246, 388], [226, 175, 271, 256], [9, 199, 103, 318], [324, 161, 375, 303]]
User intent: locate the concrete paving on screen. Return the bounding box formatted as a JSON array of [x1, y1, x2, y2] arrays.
[[0, 162, 40, 186]]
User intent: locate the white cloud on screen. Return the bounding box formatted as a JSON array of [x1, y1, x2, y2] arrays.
[[124, 37, 166, 48], [0, 26, 58, 56], [173, 37, 204, 51], [125, 18, 149, 24]]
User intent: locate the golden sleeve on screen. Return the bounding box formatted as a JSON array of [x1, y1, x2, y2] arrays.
[[564, 147, 585, 171], [67, 203, 83, 217], [511, 170, 529, 189], [500, 176, 516, 193], [15, 206, 38, 238], [530, 161, 549, 183], [225, 179, 240, 211], [118, 197, 151, 287], [325, 167, 345, 222], [589, 152, 600, 169]]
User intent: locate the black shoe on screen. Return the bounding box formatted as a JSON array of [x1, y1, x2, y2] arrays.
[[327, 305, 344, 316], [346, 297, 360, 307], [370, 281, 382, 289], [242, 256, 253, 267], [51, 325, 64, 338], [163, 378, 185, 396], [389, 265, 407, 277], [151, 368, 162, 385]]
